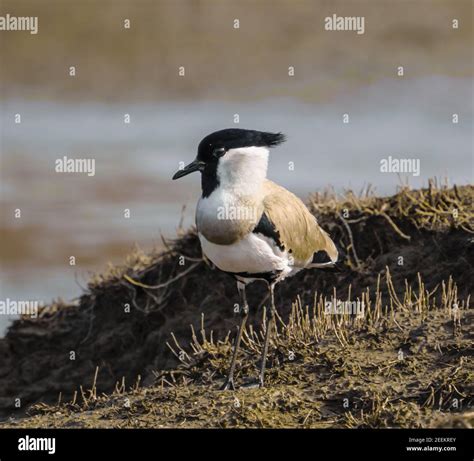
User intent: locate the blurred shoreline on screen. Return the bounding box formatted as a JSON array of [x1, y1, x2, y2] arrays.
[[1, 0, 472, 103]]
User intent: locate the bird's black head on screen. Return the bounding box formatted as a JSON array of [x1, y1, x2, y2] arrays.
[[196, 128, 286, 163], [172, 129, 286, 196]]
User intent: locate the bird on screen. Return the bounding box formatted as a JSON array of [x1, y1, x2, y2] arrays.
[[172, 128, 338, 390]]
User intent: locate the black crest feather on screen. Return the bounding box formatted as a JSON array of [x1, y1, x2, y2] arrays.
[[198, 129, 286, 158], [261, 131, 286, 147]]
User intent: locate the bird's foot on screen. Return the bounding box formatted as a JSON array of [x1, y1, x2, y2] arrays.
[[220, 377, 236, 391], [239, 378, 261, 390]]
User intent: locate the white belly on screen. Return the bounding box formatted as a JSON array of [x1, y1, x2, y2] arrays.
[[199, 232, 294, 277]]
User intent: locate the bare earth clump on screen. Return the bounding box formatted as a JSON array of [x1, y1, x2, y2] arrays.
[[0, 182, 473, 428]]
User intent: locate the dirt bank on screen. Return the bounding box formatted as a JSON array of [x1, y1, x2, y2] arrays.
[[0, 182, 472, 427]]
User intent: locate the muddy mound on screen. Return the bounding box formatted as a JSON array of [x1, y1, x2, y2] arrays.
[[0, 183, 472, 422], [3, 270, 473, 429]]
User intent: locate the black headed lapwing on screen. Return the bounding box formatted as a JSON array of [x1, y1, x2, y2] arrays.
[[173, 128, 338, 389]]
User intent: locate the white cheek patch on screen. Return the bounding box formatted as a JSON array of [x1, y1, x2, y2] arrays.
[[223, 146, 269, 161], [217, 146, 269, 194]]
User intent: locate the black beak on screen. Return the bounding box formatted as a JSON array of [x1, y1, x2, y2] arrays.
[[172, 160, 204, 180]]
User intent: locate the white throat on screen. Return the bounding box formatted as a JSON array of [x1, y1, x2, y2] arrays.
[[216, 146, 269, 195]]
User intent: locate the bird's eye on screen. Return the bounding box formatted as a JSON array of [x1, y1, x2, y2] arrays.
[[213, 147, 226, 158]]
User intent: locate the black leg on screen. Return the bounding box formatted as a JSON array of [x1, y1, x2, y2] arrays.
[[259, 282, 276, 388], [221, 281, 249, 390]]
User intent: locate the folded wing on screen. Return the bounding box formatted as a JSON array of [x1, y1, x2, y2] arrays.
[[259, 180, 338, 267]]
